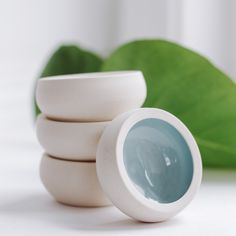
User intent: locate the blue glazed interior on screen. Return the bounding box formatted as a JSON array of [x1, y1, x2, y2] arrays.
[[123, 118, 193, 203]]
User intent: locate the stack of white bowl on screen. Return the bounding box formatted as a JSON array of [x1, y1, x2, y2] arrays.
[[35, 71, 147, 207]]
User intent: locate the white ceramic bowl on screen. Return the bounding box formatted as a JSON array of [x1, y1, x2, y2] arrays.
[[36, 114, 108, 161], [96, 108, 202, 222], [36, 71, 147, 121], [40, 153, 111, 207]]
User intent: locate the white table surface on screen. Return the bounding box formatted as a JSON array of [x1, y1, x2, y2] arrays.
[[1, 129, 236, 236]]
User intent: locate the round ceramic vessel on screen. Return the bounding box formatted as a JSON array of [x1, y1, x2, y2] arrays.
[[96, 108, 202, 222], [36, 71, 147, 121], [40, 153, 111, 207], [36, 114, 108, 161]]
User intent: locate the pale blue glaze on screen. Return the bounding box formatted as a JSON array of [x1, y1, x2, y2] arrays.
[[123, 118, 193, 203]]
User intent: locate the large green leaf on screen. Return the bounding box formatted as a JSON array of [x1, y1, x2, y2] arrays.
[[34, 45, 103, 116], [102, 40, 236, 168]]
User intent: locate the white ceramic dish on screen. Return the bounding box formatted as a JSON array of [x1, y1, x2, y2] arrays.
[[36, 114, 108, 161], [40, 153, 111, 207], [36, 71, 147, 121], [96, 108, 202, 222]]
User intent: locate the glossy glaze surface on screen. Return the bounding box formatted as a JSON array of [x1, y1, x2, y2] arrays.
[[123, 118, 193, 203]]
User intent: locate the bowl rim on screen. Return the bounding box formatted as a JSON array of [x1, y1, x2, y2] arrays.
[[39, 70, 143, 81]]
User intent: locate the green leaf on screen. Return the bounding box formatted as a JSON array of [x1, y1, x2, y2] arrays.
[[102, 40, 236, 168], [34, 45, 103, 116]]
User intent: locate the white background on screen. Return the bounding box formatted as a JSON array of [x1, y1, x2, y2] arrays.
[[1, 0, 236, 146], [0, 0, 236, 235]]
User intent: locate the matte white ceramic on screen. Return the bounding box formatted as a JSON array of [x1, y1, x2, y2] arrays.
[[36, 114, 108, 161], [36, 71, 147, 121], [96, 108, 202, 222], [40, 153, 111, 207]]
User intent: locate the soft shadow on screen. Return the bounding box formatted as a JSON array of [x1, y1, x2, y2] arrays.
[[1, 193, 180, 231], [202, 169, 236, 184]]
